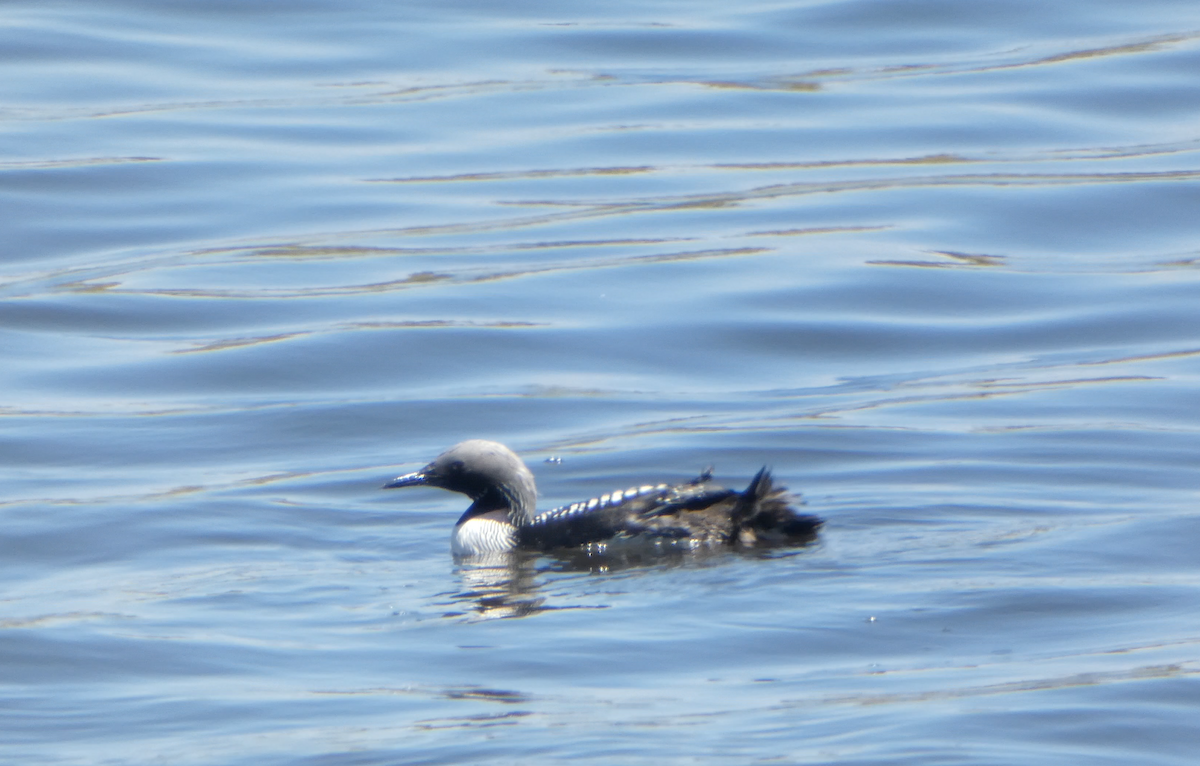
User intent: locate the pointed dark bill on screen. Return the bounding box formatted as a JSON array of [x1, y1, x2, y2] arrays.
[[382, 470, 427, 489]]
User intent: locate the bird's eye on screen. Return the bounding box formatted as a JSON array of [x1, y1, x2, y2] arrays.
[[449, 460, 465, 473]]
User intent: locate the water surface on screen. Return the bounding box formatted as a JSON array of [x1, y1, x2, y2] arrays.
[[3, 0, 1200, 763]]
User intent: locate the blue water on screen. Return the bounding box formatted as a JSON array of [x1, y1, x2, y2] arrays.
[[3, 0, 1200, 763]]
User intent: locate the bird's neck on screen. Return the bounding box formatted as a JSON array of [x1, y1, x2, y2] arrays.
[[466, 484, 536, 525]]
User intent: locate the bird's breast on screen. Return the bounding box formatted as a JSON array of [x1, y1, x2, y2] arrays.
[[451, 510, 518, 555]]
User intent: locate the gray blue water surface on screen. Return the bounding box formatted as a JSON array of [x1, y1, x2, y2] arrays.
[[3, 0, 1200, 763]]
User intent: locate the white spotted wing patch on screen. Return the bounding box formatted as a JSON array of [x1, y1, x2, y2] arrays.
[[532, 482, 671, 525]]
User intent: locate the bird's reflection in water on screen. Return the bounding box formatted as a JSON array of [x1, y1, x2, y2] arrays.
[[443, 533, 820, 620], [446, 551, 547, 620]]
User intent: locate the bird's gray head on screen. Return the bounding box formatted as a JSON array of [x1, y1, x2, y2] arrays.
[[383, 439, 538, 521]]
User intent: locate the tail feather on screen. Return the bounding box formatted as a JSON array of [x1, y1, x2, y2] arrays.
[[731, 467, 822, 544], [730, 466, 771, 528]]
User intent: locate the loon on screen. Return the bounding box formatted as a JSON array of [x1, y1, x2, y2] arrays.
[[383, 440, 822, 556]]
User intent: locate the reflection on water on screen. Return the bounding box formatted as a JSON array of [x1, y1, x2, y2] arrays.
[[446, 553, 549, 620], [446, 537, 823, 620]]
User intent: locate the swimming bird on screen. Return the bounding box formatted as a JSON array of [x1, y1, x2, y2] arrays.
[[383, 440, 822, 556]]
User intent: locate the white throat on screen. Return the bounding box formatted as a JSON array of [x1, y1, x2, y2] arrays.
[[451, 510, 518, 555]]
